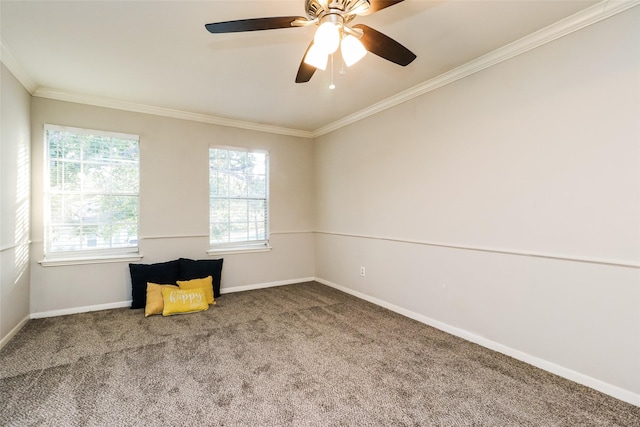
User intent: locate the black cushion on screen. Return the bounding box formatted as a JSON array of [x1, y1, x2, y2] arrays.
[[129, 260, 181, 309], [178, 258, 224, 298]]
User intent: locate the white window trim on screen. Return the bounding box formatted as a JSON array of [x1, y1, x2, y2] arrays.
[[39, 253, 143, 267], [209, 145, 270, 252], [43, 124, 140, 263], [45, 124, 139, 141], [207, 243, 272, 256]]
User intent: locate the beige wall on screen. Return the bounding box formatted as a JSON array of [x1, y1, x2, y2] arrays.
[[0, 64, 31, 344], [314, 9, 640, 400], [1, 3, 637, 406], [29, 98, 315, 314]]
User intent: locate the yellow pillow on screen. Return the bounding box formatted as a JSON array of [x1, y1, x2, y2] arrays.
[[145, 283, 179, 317], [162, 287, 209, 316], [177, 276, 215, 305]]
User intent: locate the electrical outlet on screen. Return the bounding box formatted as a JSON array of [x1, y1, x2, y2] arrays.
[[360, 266, 366, 277]]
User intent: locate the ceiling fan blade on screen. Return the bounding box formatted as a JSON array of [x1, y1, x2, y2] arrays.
[[364, 0, 405, 15], [295, 41, 317, 83], [352, 24, 416, 66], [205, 16, 306, 33]]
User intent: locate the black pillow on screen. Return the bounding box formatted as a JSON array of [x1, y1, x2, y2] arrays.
[[129, 260, 181, 309], [178, 258, 224, 298]]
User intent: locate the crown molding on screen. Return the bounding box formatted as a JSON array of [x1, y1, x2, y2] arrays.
[[2, 35, 312, 138], [311, 0, 640, 137], [0, 41, 37, 93], [32, 88, 315, 139], [5, 0, 638, 139]]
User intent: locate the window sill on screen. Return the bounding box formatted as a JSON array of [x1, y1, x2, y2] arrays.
[[39, 253, 143, 267], [207, 244, 272, 256]]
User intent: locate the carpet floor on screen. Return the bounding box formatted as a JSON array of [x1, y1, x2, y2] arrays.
[[1, 282, 638, 426]]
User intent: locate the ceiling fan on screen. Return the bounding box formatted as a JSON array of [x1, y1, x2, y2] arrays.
[[205, 0, 416, 83]]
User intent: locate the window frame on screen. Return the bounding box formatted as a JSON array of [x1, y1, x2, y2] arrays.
[[42, 124, 141, 264], [208, 145, 270, 254]]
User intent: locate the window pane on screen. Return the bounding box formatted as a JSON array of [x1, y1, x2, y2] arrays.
[[248, 152, 266, 175], [44, 125, 139, 257], [110, 164, 139, 193], [248, 175, 266, 198], [83, 225, 100, 248], [210, 198, 229, 219], [248, 200, 266, 222], [49, 161, 81, 192], [228, 150, 247, 173], [61, 133, 81, 161], [229, 200, 248, 223], [209, 148, 228, 170], [111, 138, 139, 161], [210, 223, 230, 244], [63, 162, 82, 192], [79, 194, 103, 223], [110, 195, 138, 223], [228, 173, 247, 197], [49, 225, 82, 252], [84, 136, 111, 163], [82, 163, 111, 192], [49, 161, 61, 188], [49, 194, 75, 223], [229, 222, 248, 243], [209, 147, 268, 248], [247, 222, 266, 241], [210, 172, 228, 197], [48, 132, 64, 160]]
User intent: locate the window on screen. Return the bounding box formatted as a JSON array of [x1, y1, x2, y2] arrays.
[[209, 147, 269, 251], [44, 125, 139, 260]]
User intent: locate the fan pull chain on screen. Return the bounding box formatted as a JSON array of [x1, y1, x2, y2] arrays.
[[329, 54, 336, 90]]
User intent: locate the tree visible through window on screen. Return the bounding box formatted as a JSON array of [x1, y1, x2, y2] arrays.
[[209, 147, 268, 249], [44, 125, 139, 258]]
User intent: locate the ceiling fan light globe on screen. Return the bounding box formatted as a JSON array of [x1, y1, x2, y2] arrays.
[[314, 22, 341, 54], [341, 35, 367, 67], [304, 44, 328, 70]]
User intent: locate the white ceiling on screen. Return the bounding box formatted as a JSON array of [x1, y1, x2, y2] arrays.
[[1, 0, 603, 134]]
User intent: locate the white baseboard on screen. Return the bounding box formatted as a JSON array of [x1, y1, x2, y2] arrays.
[[15, 276, 639, 406], [28, 276, 317, 318], [0, 315, 30, 351], [315, 278, 640, 407], [30, 300, 132, 319], [220, 277, 316, 294]]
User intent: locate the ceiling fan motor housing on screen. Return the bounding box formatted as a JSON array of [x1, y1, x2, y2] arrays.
[[305, 0, 369, 23]]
